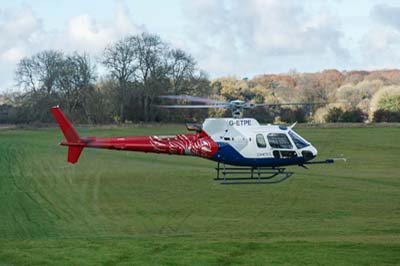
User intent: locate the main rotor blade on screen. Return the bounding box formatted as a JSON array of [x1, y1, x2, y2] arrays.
[[160, 95, 226, 104], [254, 102, 328, 107], [156, 104, 228, 109]]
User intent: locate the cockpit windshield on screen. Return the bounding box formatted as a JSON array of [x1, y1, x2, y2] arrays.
[[289, 130, 309, 149]]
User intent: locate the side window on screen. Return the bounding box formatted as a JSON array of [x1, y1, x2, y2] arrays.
[[256, 134, 267, 148], [267, 133, 293, 149]]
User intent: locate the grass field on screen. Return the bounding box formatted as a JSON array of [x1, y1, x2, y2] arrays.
[[0, 125, 399, 265]]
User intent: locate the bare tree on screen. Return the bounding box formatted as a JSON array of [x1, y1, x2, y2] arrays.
[[15, 50, 64, 122], [14, 50, 97, 123], [168, 48, 196, 95], [131, 33, 169, 121], [15, 50, 64, 94], [129, 33, 198, 121], [102, 37, 138, 122], [58, 53, 97, 121]]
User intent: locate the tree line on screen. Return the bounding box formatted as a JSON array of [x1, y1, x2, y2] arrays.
[[3, 33, 211, 124], [1, 32, 400, 124]]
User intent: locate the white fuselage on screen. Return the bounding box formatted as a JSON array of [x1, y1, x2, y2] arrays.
[[202, 118, 317, 166]]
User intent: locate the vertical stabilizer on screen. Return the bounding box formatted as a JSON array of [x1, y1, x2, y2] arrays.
[[51, 106, 84, 164], [50, 106, 81, 143]]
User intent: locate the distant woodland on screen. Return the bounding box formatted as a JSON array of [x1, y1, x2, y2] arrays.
[[1, 32, 400, 124]]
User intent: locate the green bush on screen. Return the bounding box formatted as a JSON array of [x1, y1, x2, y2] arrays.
[[0, 104, 12, 124], [280, 108, 307, 123], [373, 109, 400, 122], [325, 107, 344, 122], [340, 109, 367, 122], [325, 107, 366, 123]]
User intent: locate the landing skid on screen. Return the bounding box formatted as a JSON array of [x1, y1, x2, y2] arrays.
[[214, 162, 293, 185]]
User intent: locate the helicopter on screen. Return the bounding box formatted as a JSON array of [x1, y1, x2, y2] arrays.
[[51, 95, 342, 184]]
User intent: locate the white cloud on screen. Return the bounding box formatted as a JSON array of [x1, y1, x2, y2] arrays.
[[0, 6, 42, 49], [62, 0, 145, 54], [371, 3, 400, 30], [359, 28, 400, 68], [65, 14, 116, 52], [181, 0, 349, 77], [0, 0, 145, 92], [114, 0, 140, 35], [1, 47, 25, 63], [1, 0, 400, 92], [355, 4, 400, 69], [0, 6, 44, 91]]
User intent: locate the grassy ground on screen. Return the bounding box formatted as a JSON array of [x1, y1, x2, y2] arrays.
[[0, 125, 399, 265]]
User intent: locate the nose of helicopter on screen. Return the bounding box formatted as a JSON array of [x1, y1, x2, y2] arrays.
[[301, 145, 318, 161], [310, 145, 318, 157]]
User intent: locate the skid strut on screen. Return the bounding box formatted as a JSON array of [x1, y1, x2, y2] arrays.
[[214, 162, 293, 185]]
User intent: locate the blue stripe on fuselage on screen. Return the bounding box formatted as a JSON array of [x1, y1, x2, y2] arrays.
[[210, 142, 306, 167]]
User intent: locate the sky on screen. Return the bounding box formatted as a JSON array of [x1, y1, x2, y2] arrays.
[[1, 0, 400, 92]]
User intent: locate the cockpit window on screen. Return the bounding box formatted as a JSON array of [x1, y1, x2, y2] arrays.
[[289, 130, 309, 149], [256, 134, 267, 148], [267, 133, 293, 149]]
